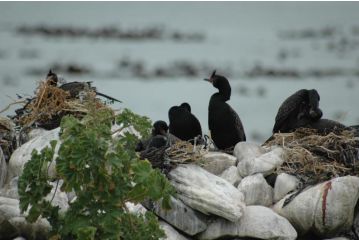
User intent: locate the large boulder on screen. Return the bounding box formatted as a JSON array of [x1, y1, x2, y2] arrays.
[[237, 173, 273, 206], [7, 128, 60, 182], [237, 147, 284, 177], [273, 176, 359, 237], [198, 205, 297, 240], [274, 173, 300, 203], [169, 164, 246, 222], [201, 152, 237, 175], [148, 196, 208, 236], [219, 166, 242, 187]]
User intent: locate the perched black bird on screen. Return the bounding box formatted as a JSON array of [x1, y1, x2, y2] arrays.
[[135, 120, 178, 151], [59, 81, 122, 103], [46, 69, 58, 86], [45, 70, 121, 102], [273, 89, 323, 133], [168, 102, 202, 142], [205, 70, 246, 150], [305, 118, 347, 134]]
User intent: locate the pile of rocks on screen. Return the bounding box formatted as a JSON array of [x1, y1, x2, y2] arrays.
[[0, 126, 359, 239]]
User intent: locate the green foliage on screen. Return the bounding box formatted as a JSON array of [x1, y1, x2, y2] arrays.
[[18, 107, 175, 240]]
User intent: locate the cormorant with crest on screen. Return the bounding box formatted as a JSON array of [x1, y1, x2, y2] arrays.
[[168, 102, 202, 143], [204, 70, 246, 150]]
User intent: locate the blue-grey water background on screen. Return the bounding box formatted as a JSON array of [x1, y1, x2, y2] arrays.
[[0, 2, 359, 143]]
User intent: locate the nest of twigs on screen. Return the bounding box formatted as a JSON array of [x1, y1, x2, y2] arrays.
[[17, 81, 111, 129], [265, 128, 359, 185], [140, 140, 208, 175]]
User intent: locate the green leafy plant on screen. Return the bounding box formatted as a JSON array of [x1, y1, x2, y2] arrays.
[[18, 107, 174, 240]]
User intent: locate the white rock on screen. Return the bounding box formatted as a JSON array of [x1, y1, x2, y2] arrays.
[[201, 152, 237, 175], [238, 173, 273, 206], [198, 205, 297, 240], [0, 147, 7, 188], [0, 195, 50, 240], [125, 202, 147, 215], [0, 197, 21, 223], [238, 147, 284, 177], [219, 166, 242, 187], [0, 196, 19, 207], [274, 173, 300, 202], [148, 196, 208, 236], [169, 164, 245, 222], [159, 221, 189, 240], [111, 124, 141, 140], [234, 142, 267, 163], [0, 177, 19, 199], [9, 217, 50, 240], [273, 176, 359, 237], [7, 128, 60, 182], [45, 181, 69, 214], [28, 128, 48, 140]]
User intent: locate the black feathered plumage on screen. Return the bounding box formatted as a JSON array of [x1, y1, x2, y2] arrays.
[[45, 70, 121, 102], [135, 120, 179, 152], [205, 71, 246, 150], [168, 102, 202, 142], [273, 89, 322, 133], [304, 118, 347, 134], [136, 120, 169, 152]]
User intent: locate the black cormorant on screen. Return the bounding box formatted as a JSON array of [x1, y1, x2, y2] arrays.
[[273, 89, 323, 133], [168, 102, 202, 142], [304, 118, 346, 134], [205, 70, 246, 150], [135, 120, 179, 152], [45, 70, 121, 102]]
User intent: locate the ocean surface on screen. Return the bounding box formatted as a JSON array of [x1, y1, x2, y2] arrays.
[[0, 2, 359, 143]]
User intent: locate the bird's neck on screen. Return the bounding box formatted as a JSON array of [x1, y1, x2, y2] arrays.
[[218, 87, 231, 101], [211, 91, 230, 103]]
